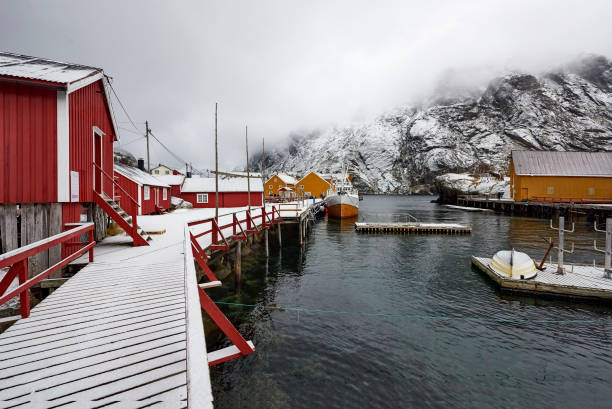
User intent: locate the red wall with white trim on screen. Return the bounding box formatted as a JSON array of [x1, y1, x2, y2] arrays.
[[180, 191, 262, 208]]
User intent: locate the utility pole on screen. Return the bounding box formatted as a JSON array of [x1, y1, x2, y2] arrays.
[[245, 125, 251, 210], [261, 137, 266, 182], [215, 103, 219, 221], [145, 120, 151, 172]]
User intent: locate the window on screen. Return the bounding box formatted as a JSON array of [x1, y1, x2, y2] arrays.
[[300, 184, 304, 189], [197, 193, 208, 203], [154, 170, 159, 174], [587, 187, 595, 195], [163, 188, 167, 200], [144, 186, 150, 200], [269, 184, 273, 189], [165, 170, 170, 175], [546, 186, 554, 195]]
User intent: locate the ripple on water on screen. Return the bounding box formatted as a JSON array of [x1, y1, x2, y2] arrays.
[[209, 196, 612, 409]]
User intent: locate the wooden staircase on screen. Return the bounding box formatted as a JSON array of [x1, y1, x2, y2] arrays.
[[93, 192, 150, 246]]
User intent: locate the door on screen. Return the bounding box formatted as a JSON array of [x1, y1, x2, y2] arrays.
[[155, 188, 160, 206], [94, 133, 103, 194], [521, 187, 528, 201]]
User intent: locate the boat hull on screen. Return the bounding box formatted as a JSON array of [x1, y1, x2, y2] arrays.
[[326, 193, 359, 218]]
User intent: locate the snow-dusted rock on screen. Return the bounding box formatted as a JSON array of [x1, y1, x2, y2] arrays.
[[434, 173, 509, 203], [171, 196, 193, 209], [261, 55, 612, 194]]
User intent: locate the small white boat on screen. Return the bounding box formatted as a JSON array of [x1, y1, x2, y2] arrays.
[[489, 249, 537, 280]]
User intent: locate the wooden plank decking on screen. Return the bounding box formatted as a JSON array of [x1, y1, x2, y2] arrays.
[[472, 256, 612, 301], [355, 222, 471, 234], [0, 243, 212, 407]]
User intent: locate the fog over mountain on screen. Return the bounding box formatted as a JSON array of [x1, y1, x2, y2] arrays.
[[2, 1, 612, 172], [257, 55, 612, 193]]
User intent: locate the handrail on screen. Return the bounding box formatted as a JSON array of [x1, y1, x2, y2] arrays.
[[93, 163, 139, 206], [0, 223, 95, 318]]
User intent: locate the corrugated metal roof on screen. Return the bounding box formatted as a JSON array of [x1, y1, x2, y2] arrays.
[[0, 51, 101, 84], [276, 173, 298, 185], [153, 174, 185, 186], [114, 163, 170, 187], [181, 177, 263, 193], [512, 151, 612, 177]]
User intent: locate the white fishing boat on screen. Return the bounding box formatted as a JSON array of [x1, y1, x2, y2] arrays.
[[488, 249, 537, 280], [324, 165, 359, 218], [326, 188, 359, 218]]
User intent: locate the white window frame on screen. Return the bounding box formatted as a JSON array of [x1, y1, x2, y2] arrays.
[[144, 185, 150, 200], [197, 193, 208, 203], [163, 188, 167, 200], [546, 186, 554, 195], [300, 184, 304, 189]]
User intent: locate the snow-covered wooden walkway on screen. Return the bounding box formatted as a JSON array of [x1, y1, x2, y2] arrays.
[[0, 208, 238, 408]]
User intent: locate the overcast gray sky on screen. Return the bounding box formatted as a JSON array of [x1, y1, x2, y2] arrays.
[[1, 0, 611, 171]]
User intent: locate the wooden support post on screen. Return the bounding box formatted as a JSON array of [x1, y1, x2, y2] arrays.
[[298, 218, 303, 246], [265, 228, 269, 258], [277, 223, 282, 247], [235, 241, 242, 284], [18, 260, 30, 318], [88, 229, 95, 263]]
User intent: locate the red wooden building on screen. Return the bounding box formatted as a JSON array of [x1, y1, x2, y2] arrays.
[[180, 177, 263, 208], [0, 52, 149, 256], [153, 174, 185, 198], [114, 163, 171, 215]]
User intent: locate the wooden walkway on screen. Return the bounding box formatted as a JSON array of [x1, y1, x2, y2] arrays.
[[0, 230, 212, 407], [355, 222, 471, 234], [472, 256, 612, 301]]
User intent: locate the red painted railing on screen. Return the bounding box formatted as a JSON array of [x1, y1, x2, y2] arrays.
[[185, 206, 282, 367], [93, 163, 146, 246], [0, 223, 95, 318], [188, 206, 282, 254]]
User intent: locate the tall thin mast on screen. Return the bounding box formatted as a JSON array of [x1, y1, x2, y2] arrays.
[[245, 125, 251, 210], [145, 121, 151, 172], [215, 103, 219, 221]]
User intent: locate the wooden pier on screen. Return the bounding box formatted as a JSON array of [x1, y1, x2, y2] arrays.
[[472, 256, 612, 301], [0, 205, 291, 407], [355, 222, 471, 234]]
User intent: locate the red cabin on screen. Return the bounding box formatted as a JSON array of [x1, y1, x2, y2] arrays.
[[180, 177, 263, 208], [114, 163, 171, 215], [0, 52, 149, 260]]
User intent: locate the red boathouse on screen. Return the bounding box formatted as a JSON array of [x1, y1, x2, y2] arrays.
[[0, 52, 150, 265], [114, 163, 171, 215], [180, 177, 263, 208]]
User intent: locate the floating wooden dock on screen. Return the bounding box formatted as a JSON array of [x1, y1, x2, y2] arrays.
[[472, 256, 612, 301], [355, 222, 471, 234]]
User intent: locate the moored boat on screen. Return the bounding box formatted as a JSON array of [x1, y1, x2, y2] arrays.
[[326, 190, 359, 218], [489, 249, 537, 280]]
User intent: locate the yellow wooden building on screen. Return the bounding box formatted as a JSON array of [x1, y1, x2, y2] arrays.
[[510, 151, 612, 202], [264, 173, 298, 197], [296, 172, 331, 199]]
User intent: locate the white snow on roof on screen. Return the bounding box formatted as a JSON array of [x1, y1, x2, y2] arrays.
[[181, 177, 263, 193], [0, 52, 101, 84], [114, 163, 170, 188], [273, 173, 298, 185], [153, 174, 185, 186]]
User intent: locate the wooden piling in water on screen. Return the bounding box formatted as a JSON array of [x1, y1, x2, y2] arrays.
[[235, 241, 242, 284], [265, 228, 269, 258]]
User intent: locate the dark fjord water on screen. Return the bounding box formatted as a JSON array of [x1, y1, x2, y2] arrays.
[[205, 195, 612, 409]]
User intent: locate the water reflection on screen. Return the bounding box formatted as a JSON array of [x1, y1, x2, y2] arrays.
[[207, 196, 612, 409]]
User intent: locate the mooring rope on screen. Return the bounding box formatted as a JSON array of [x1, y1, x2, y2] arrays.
[[214, 301, 610, 324]]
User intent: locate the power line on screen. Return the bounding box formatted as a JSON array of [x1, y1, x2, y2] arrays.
[[105, 75, 143, 134], [149, 130, 209, 175], [118, 126, 144, 136]]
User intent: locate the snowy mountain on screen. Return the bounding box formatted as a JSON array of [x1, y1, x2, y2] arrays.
[[261, 55, 612, 194]]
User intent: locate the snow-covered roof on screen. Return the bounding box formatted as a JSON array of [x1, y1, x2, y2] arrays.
[[153, 174, 185, 186], [512, 151, 612, 177], [114, 163, 170, 187], [296, 171, 331, 185], [267, 173, 297, 185], [181, 177, 264, 193], [0, 51, 101, 84]]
